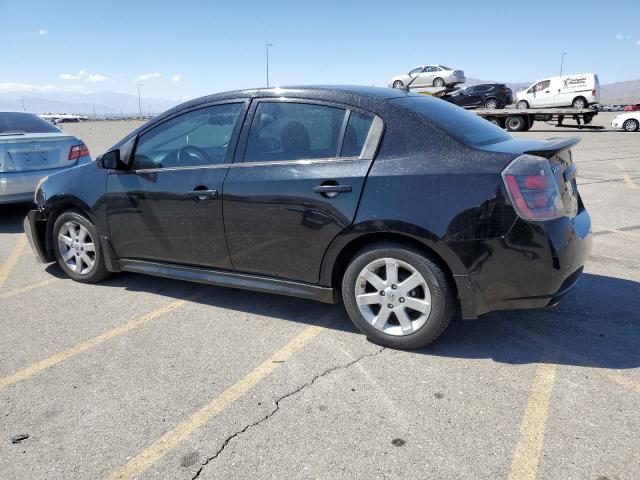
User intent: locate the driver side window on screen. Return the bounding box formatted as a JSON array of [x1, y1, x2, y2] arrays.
[[132, 103, 243, 170]]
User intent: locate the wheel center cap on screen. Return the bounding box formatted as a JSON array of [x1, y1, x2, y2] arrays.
[[385, 288, 399, 306]]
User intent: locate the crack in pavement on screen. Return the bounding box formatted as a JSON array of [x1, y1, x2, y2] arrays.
[[191, 346, 385, 479]]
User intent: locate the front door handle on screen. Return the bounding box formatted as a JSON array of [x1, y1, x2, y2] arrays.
[[187, 189, 218, 201], [313, 184, 352, 197]]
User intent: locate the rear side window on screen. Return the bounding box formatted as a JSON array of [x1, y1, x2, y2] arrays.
[[393, 95, 511, 147], [341, 112, 374, 157], [0, 112, 59, 135], [245, 102, 345, 162], [132, 103, 243, 170]]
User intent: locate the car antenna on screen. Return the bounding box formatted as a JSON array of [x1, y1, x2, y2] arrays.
[[400, 72, 420, 92]]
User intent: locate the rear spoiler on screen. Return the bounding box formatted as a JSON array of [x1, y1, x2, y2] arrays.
[[524, 137, 580, 157]]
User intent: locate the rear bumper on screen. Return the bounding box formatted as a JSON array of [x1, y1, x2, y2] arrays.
[[450, 207, 593, 317], [0, 157, 90, 204]]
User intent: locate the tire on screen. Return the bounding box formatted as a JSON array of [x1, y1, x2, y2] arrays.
[[623, 119, 639, 132], [52, 210, 110, 283], [572, 97, 587, 109], [487, 117, 502, 127], [506, 115, 527, 132], [392, 80, 404, 89], [433, 77, 445, 88], [516, 100, 529, 109], [484, 98, 499, 109], [341, 242, 456, 350]]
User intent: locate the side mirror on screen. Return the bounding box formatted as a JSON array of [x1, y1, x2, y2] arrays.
[[98, 149, 121, 169]]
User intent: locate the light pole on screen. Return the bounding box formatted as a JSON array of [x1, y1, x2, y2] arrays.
[[137, 83, 143, 117], [265, 43, 273, 87], [560, 52, 567, 76]]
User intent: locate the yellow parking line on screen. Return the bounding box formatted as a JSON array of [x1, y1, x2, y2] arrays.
[[508, 352, 559, 480], [105, 323, 326, 480], [593, 225, 640, 238], [511, 323, 640, 394], [0, 235, 28, 288], [616, 163, 638, 189], [0, 291, 204, 390], [0, 279, 59, 300]]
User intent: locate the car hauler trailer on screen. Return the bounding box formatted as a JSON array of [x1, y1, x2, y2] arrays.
[[473, 108, 602, 132]]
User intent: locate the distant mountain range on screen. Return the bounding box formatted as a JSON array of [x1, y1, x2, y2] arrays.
[[0, 91, 178, 116], [1, 79, 639, 115]]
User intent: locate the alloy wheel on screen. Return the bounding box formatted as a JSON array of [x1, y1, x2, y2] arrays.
[[624, 119, 638, 132], [58, 221, 96, 275], [485, 99, 498, 109], [355, 257, 432, 336]]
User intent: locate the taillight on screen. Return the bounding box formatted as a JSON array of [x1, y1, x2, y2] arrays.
[[502, 154, 565, 221], [68, 143, 90, 161], [591, 89, 596, 96]]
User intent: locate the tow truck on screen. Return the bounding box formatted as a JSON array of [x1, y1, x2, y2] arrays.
[[409, 85, 602, 132]]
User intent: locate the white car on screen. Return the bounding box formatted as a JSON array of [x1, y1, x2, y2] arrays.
[[611, 112, 639, 132], [389, 65, 465, 89], [516, 73, 600, 109]]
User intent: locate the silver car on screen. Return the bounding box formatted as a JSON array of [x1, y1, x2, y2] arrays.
[[0, 112, 92, 203], [389, 64, 466, 89]]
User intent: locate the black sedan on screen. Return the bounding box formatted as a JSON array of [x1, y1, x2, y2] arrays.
[[445, 83, 513, 109], [24, 86, 592, 350]]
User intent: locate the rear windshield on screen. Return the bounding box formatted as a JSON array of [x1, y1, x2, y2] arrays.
[[0, 112, 60, 135], [392, 95, 511, 147]]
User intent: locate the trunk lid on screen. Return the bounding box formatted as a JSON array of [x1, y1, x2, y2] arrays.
[[0, 133, 80, 172], [524, 137, 580, 218]]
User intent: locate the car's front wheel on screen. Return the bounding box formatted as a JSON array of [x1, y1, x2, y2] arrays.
[[623, 119, 639, 132], [342, 242, 455, 350], [484, 98, 499, 109], [53, 210, 110, 283], [392, 80, 404, 89], [516, 100, 529, 109]]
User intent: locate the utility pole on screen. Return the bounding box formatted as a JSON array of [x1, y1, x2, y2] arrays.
[[265, 43, 273, 87], [21, 96, 25, 111], [137, 83, 143, 117], [560, 52, 567, 76]]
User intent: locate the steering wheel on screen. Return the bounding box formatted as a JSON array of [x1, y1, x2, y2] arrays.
[[177, 145, 211, 165]]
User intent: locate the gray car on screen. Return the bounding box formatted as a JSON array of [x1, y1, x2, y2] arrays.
[[389, 64, 466, 89], [0, 112, 92, 203]]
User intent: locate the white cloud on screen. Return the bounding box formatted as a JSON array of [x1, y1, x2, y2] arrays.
[[38, 29, 47, 36], [615, 33, 631, 40], [637, 39, 640, 46], [171, 73, 181, 83], [59, 69, 86, 80], [0, 82, 84, 93], [136, 72, 162, 81], [87, 74, 109, 83]]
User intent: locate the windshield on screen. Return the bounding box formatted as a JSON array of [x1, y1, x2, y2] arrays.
[[0, 112, 60, 135], [439, 65, 452, 70], [392, 95, 512, 147]]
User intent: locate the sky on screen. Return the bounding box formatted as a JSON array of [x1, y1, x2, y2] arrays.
[[1, 0, 639, 101]]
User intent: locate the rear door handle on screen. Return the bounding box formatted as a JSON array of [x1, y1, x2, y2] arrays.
[[313, 184, 352, 194], [187, 189, 218, 200]]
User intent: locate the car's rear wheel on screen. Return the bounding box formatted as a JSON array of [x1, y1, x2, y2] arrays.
[[53, 210, 110, 283], [623, 119, 639, 132], [342, 242, 455, 350], [506, 115, 527, 132], [433, 77, 445, 88], [392, 80, 404, 89], [516, 100, 529, 109], [572, 97, 587, 109], [484, 98, 499, 109]]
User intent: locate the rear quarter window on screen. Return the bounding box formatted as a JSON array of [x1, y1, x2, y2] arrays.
[[391, 95, 511, 147]]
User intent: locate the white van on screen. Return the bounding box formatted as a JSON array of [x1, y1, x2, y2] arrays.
[[516, 73, 600, 109]]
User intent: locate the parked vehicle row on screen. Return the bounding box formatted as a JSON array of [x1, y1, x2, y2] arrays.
[[25, 86, 592, 349], [0, 112, 92, 203]]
